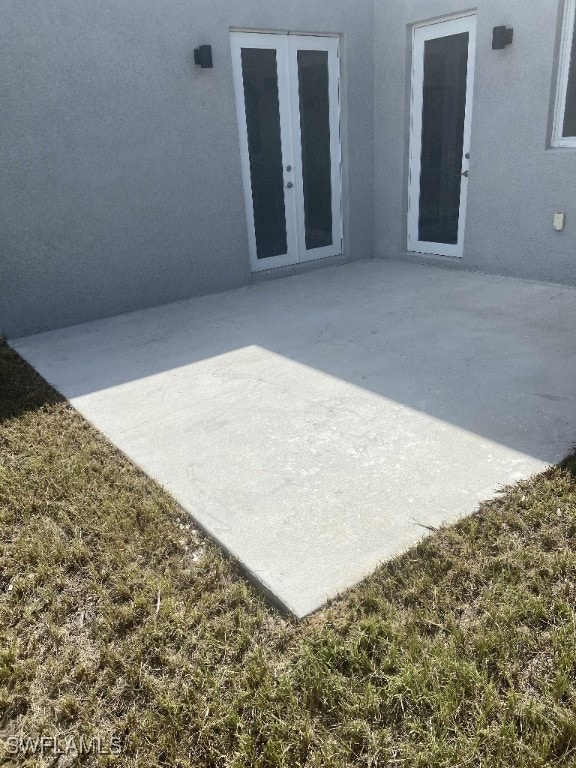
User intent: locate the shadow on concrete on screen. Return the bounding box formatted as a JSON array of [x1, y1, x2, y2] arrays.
[[10, 261, 576, 464]]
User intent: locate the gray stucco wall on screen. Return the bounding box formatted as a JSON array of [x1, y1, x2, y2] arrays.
[[0, 0, 374, 337], [374, 0, 576, 286]]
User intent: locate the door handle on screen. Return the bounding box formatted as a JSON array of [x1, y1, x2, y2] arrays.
[[286, 182, 294, 189], [461, 170, 469, 178]]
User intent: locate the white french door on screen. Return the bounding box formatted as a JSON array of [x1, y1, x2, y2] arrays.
[[408, 15, 476, 258], [231, 32, 342, 272]]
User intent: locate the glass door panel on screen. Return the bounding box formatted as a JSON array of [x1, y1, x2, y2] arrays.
[[240, 48, 288, 260], [419, 33, 469, 245], [297, 50, 333, 250]]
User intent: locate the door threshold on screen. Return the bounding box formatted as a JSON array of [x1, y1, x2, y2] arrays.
[[407, 250, 463, 261], [249, 253, 351, 284], [392, 252, 468, 272]]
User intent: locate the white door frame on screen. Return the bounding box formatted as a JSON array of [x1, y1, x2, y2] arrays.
[[231, 33, 297, 271], [287, 35, 342, 264], [231, 31, 342, 272], [407, 14, 477, 258]]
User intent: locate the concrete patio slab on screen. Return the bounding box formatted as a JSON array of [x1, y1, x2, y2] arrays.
[[12, 260, 576, 617]]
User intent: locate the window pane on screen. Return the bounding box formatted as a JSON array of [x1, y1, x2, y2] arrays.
[[297, 50, 333, 250], [241, 48, 288, 260], [563, 13, 576, 137], [418, 32, 469, 245]]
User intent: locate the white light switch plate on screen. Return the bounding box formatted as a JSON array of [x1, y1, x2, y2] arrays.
[[554, 213, 565, 231]]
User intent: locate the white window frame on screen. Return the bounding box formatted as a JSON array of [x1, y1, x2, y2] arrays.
[[553, 0, 576, 148]]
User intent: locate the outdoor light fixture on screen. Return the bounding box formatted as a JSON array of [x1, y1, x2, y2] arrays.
[[194, 45, 213, 68], [492, 26, 513, 50]]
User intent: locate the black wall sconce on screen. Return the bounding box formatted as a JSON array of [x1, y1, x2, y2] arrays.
[[492, 26, 513, 50], [194, 45, 213, 68]]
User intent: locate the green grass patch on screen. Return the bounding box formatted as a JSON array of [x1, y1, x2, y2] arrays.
[[1, 340, 575, 766]]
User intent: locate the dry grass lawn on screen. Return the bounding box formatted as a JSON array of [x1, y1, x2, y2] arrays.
[[1, 340, 575, 767]]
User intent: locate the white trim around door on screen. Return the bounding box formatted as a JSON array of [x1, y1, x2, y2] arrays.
[[407, 14, 477, 258], [231, 32, 342, 272]]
